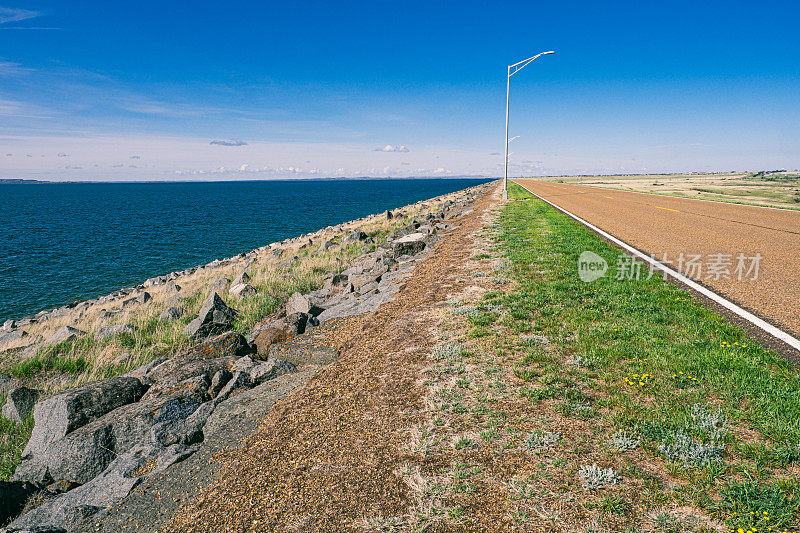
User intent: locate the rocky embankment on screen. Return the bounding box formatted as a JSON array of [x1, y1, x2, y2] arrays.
[[0, 182, 491, 532]]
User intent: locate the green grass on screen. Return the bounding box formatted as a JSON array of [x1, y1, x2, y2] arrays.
[[501, 182, 800, 526], [0, 397, 34, 481]]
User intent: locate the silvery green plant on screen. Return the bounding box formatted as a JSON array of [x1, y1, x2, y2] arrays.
[[658, 429, 724, 466], [431, 341, 462, 361], [526, 429, 560, 450], [451, 305, 479, 317], [606, 430, 639, 452], [520, 334, 550, 346], [579, 463, 619, 489], [690, 403, 728, 442]]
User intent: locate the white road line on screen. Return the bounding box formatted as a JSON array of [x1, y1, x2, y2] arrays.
[[513, 180, 800, 353]]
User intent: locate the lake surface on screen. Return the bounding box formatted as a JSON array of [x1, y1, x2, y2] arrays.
[[0, 178, 492, 321]]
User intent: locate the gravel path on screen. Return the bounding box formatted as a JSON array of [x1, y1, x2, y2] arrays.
[[159, 186, 498, 531], [515, 179, 800, 341]]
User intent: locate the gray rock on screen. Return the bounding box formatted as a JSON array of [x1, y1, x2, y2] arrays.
[[165, 281, 181, 293], [20, 376, 148, 462], [343, 230, 368, 244], [123, 358, 165, 385], [208, 369, 232, 398], [182, 292, 238, 340], [94, 324, 135, 340], [285, 312, 309, 335], [285, 292, 311, 316], [17, 389, 208, 488], [20, 343, 42, 359], [385, 210, 393, 219], [3, 319, 15, 332], [2, 386, 40, 424], [135, 292, 151, 304], [43, 326, 86, 347], [0, 329, 27, 345], [164, 291, 194, 308], [144, 332, 251, 395], [0, 373, 13, 396], [249, 359, 295, 385], [212, 371, 251, 405], [270, 248, 283, 258], [158, 306, 183, 322], [392, 232, 427, 258], [207, 277, 230, 293], [7, 441, 198, 532], [231, 356, 256, 374], [0, 480, 39, 526], [232, 271, 251, 286], [229, 283, 256, 298], [323, 273, 349, 292], [318, 240, 336, 253]]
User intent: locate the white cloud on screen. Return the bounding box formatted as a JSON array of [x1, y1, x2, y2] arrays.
[[0, 7, 39, 24], [210, 138, 248, 147], [57, 152, 68, 157], [375, 144, 409, 153]]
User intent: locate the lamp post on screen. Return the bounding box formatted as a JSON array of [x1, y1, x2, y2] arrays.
[[503, 50, 554, 199]]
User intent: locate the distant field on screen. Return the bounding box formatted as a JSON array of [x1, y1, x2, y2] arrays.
[[530, 171, 800, 210]]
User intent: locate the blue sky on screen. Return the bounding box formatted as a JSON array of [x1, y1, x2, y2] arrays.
[[1, 0, 798, 180]]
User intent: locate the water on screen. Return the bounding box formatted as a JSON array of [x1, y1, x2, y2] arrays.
[[0, 178, 491, 321]]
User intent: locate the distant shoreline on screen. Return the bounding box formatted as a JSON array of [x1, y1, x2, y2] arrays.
[[0, 176, 491, 185]]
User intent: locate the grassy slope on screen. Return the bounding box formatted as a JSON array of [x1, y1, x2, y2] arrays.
[[501, 182, 800, 530], [414, 183, 799, 532]]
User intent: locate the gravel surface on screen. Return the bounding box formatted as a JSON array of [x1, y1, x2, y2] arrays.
[[162, 186, 496, 532], [515, 179, 800, 343]]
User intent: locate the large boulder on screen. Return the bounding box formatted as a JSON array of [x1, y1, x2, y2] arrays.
[[2, 319, 15, 332], [251, 327, 288, 359], [392, 232, 427, 259], [14, 382, 215, 487], [183, 292, 238, 340], [43, 326, 86, 347], [1, 386, 40, 424], [143, 332, 251, 398], [20, 376, 148, 462], [7, 441, 199, 532], [286, 292, 323, 317], [249, 359, 295, 385]]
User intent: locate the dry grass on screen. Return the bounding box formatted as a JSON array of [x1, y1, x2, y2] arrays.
[[526, 171, 800, 210]]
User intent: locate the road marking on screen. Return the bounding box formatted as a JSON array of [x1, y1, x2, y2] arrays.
[[655, 206, 680, 212], [512, 181, 800, 354], [603, 196, 614, 199]]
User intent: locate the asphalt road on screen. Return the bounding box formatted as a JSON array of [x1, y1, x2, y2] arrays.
[[514, 179, 800, 339]]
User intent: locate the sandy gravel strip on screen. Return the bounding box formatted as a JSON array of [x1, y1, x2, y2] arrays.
[[161, 185, 499, 532], [514, 179, 800, 353]]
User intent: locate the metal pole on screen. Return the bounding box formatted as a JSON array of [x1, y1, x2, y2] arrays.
[[501, 51, 554, 199], [503, 66, 510, 200]]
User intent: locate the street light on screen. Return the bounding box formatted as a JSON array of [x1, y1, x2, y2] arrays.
[[503, 50, 554, 199]]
